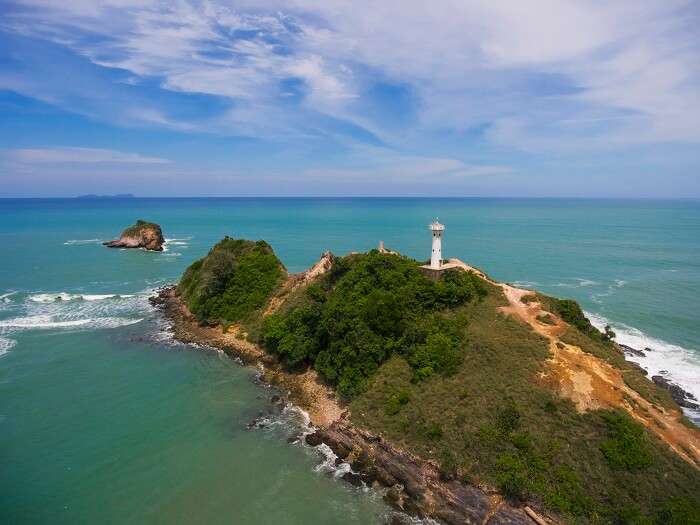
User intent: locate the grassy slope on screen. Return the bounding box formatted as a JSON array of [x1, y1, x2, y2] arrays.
[[351, 284, 700, 524]]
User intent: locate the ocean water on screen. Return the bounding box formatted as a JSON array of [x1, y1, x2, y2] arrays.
[[1, 197, 699, 522]]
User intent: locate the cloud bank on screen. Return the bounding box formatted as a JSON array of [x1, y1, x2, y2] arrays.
[[0, 1, 698, 196]]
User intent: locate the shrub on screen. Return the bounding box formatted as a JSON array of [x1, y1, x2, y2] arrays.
[[407, 332, 462, 381], [654, 498, 700, 525], [385, 390, 410, 415], [426, 422, 443, 440], [496, 453, 529, 501], [599, 412, 653, 470], [536, 313, 555, 325], [497, 404, 522, 435], [603, 324, 617, 342]]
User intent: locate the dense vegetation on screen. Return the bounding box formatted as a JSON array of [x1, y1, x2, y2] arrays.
[[179, 237, 285, 324], [262, 250, 487, 397]]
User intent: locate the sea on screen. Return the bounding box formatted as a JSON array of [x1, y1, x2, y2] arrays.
[[1, 197, 699, 524]]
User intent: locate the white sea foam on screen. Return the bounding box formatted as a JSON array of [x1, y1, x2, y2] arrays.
[[0, 291, 17, 301], [0, 337, 16, 357], [0, 288, 152, 337], [586, 311, 700, 420], [29, 292, 135, 303], [82, 294, 134, 301], [162, 237, 192, 253], [165, 238, 190, 246], [0, 292, 16, 310], [511, 280, 539, 288], [575, 278, 599, 287], [63, 239, 102, 246], [0, 315, 142, 330]]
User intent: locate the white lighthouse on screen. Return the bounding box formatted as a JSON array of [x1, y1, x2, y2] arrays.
[[429, 220, 445, 269]]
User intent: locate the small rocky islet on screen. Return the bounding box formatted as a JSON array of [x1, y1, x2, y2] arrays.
[[150, 234, 700, 525], [103, 220, 165, 251]]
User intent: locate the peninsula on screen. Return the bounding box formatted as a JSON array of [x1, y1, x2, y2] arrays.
[[103, 220, 165, 251], [151, 230, 700, 525]]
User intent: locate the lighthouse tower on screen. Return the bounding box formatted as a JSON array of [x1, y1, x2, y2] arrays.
[[429, 220, 445, 269]]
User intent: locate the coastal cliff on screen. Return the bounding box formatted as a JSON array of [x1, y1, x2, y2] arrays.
[[103, 220, 165, 251], [153, 237, 700, 525]]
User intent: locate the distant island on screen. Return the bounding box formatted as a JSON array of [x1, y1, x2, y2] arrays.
[[150, 232, 700, 525], [75, 193, 136, 199]]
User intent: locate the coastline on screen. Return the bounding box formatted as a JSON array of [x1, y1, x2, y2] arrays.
[[586, 311, 700, 423], [150, 285, 548, 525], [150, 286, 345, 429]]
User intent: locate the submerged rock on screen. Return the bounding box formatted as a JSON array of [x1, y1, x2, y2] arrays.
[[103, 220, 165, 251]]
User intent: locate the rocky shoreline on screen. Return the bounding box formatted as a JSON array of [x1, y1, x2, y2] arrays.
[[618, 344, 699, 410], [149, 286, 550, 525]]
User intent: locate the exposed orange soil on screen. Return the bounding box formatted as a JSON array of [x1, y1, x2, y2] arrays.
[[501, 278, 700, 468], [445, 258, 700, 467]]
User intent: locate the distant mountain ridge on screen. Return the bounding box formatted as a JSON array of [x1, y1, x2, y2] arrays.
[[75, 193, 136, 199]]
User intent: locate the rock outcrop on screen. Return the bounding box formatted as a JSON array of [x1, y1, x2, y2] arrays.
[[103, 220, 165, 251], [652, 375, 699, 410], [306, 423, 539, 525]]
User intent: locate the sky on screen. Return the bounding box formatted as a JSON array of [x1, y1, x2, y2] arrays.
[[0, 0, 699, 197]]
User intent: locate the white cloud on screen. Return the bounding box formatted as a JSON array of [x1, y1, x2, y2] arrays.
[[7, 147, 170, 164], [2, 0, 699, 149], [305, 146, 511, 181]]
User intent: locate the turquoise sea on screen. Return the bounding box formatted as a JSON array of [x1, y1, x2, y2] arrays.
[[2, 197, 699, 524]]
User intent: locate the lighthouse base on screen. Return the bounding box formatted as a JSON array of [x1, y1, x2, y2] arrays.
[[420, 265, 447, 281]]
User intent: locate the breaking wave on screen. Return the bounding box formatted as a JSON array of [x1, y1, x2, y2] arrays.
[[586, 311, 700, 421], [28, 293, 134, 303], [0, 289, 154, 346], [162, 237, 192, 253], [0, 315, 142, 330], [165, 237, 191, 246], [63, 239, 102, 246]]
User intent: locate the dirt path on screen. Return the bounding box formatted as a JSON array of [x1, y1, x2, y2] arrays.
[[446, 258, 700, 467], [497, 278, 700, 468]]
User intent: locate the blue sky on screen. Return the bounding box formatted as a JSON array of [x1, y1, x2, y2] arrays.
[[0, 0, 699, 197]]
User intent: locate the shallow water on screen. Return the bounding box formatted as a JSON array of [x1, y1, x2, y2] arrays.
[[1, 197, 699, 523]]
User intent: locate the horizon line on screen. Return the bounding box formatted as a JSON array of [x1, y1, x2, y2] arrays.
[[1, 195, 699, 201]]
